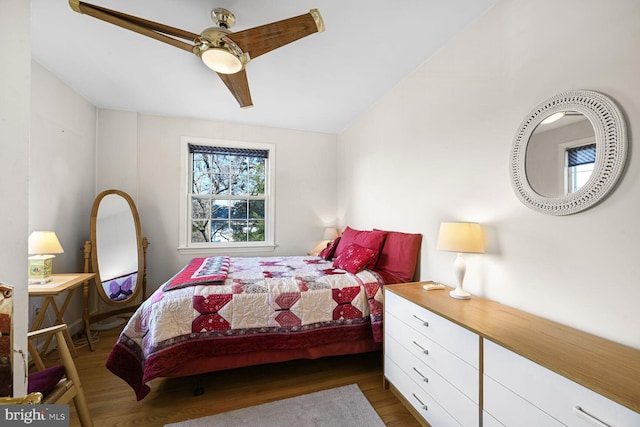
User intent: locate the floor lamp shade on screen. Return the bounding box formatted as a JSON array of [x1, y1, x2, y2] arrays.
[[437, 222, 484, 299]]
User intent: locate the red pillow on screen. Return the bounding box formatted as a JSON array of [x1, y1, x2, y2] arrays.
[[333, 243, 378, 274], [374, 230, 422, 283], [318, 237, 341, 260], [333, 227, 387, 269]]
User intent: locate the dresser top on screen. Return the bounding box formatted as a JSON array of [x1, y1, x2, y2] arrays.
[[385, 282, 640, 414]]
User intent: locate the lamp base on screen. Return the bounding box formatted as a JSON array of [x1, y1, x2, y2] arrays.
[[450, 253, 472, 299], [28, 255, 54, 284], [449, 287, 471, 300]]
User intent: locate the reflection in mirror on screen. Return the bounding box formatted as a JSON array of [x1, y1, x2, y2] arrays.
[[96, 194, 139, 302], [0, 283, 12, 396], [85, 190, 148, 333], [525, 112, 595, 197]]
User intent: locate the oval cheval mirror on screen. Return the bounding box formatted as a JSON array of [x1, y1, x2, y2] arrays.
[[84, 190, 148, 330]]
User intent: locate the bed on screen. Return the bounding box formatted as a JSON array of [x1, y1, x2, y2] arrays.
[[105, 227, 422, 400]]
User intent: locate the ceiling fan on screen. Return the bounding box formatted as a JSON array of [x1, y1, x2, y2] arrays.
[[68, 1, 325, 108]]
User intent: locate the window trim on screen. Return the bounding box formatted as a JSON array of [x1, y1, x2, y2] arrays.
[[178, 136, 276, 255], [558, 136, 596, 196]]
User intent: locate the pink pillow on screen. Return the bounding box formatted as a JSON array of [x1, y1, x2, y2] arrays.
[[333, 243, 378, 274], [318, 237, 341, 260], [374, 230, 422, 283], [333, 227, 387, 269]]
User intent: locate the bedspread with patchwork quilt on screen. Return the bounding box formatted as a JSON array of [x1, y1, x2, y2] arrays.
[[106, 255, 384, 400]]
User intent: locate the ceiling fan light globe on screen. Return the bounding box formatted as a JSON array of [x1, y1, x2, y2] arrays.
[[201, 48, 242, 74]]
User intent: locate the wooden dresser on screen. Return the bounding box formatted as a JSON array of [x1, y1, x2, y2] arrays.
[[384, 282, 640, 427]]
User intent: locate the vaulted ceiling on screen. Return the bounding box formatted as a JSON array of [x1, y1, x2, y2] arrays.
[[32, 0, 496, 133]]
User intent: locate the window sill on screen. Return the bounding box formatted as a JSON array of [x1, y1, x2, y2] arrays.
[[177, 244, 277, 256]]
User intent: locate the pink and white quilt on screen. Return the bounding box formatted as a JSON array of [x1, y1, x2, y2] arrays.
[[106, 256, 385, 400]]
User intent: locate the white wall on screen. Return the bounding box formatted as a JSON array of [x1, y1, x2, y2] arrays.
[[97, 110, 338, 290], [96, 109, 138, 198], [338, 0, 640, 349], [29, 61, 97, 335], [0, 0, 30, 396], [30, 61, 97, 272]]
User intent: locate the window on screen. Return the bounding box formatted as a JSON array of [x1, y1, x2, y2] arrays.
[[566, 143, 596, 194], [179, 137, 275, 253]]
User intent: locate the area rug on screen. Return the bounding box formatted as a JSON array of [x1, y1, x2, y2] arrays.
[[164, 384, 385, 427]]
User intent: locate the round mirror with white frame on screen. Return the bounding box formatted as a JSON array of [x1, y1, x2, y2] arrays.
[[510, 90, 627, 215]]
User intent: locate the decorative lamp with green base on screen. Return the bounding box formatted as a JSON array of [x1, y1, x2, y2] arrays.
[[28, 231, 64, 284]]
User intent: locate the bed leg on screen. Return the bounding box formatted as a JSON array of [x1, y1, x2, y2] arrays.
[[194, 375, 204, 396]]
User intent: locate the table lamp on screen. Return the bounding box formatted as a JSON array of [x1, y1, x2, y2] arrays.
[[322, 227, 339, 241], [436, 222, 485, 299], [28, 231, 64, 284], [309, 227, 340, 256]]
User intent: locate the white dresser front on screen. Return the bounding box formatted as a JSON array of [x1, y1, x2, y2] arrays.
[[385, 290, 480, 427], [383, 283, 640, 427], [484, 339, 640, 427]]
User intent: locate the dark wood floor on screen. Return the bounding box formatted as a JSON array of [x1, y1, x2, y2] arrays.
[[44, 327, 422, 426]]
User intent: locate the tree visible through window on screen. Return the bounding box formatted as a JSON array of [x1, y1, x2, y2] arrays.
[[189, 144, 268, 244]]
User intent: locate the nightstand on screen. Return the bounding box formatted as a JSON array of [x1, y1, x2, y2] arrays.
[[28, 273, 95, 367]]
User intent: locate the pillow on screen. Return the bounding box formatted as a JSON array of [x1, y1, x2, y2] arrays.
[[333, 243, 378, 274], [28, 364, 66, 395], [333, 227, 387, 269], [318, 237, 341, 260], [374, 229, 422, 283]]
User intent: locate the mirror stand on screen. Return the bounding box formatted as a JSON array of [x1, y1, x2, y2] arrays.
[[82, 189, 149, 351], [82, 238, 148, 349]]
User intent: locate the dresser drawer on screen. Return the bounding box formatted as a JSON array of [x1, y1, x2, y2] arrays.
[[385, 290, 479, 368], [385, 355, 463, 427], [482, 410, 505, 427], [484, 339, 640, 427], [386, 334, 479, 427], [484, 373, 564, 426], [385, 310, 479, 401]]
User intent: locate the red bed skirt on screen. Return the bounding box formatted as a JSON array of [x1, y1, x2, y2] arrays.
[[107, 322, 381, 400]]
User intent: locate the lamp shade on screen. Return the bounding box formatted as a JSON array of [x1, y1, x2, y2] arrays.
[[28, 231, 64, 255], [322, 227, 339, 240], [436, 222, 484, 254]]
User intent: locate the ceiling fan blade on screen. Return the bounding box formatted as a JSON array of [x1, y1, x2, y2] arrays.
[[217, 70, 253, 108], [69, 0, 197, 53], [229, 9, 324, 60]]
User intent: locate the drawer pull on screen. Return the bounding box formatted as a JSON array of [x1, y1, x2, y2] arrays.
[[411, 366, 429, 383], [411, 393, 428, 411], [411, 314, 429, 327], [573, 406, 611, 427], [412, 340, 429, 355]]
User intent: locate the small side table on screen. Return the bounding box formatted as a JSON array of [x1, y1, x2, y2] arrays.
[[28, 273, 95, 368]]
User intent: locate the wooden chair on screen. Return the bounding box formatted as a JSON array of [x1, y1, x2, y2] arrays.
[[0, 392, 43, 404], [28, 324, 93, 427]]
